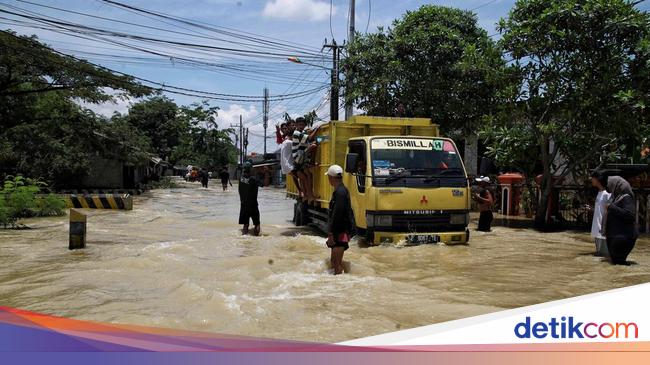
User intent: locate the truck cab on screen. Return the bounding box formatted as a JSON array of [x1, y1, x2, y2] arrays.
[[288, 116, 471, 245], [343, 136, 470, 245]]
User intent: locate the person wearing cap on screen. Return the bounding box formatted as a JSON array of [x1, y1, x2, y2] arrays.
[[326, 164, 354, 275], [473, 176, 494, 232], [238, 161, 260, 236]]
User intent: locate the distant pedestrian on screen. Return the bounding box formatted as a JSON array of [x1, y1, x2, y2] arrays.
[[473, 176, 494, 232], [326, 165, 354, 275], [603, 176, 638, 265], [219, 168, 232, 191], [238, 162, 260, 236], [590, 170, 610, 257], [200, 167, 209, 188]]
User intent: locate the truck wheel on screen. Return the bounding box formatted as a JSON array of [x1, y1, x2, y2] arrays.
[[365, 229, 375, 244], [294, 201, 310, 226]]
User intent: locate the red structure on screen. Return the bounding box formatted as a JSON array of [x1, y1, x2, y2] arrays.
[[498, 173, 525, 216]]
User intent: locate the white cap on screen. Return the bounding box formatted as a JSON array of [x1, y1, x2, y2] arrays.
[[475, 176, 490, 183], [325, 164, 344, 177]]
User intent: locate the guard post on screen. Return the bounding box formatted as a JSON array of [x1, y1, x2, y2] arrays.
[[69, 209, 86, 250]]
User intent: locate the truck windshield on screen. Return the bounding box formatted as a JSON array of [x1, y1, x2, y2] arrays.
[[370, 138, 466, 187]]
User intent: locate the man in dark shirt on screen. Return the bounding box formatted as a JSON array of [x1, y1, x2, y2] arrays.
[[200, 167, 209, 188], [473, 176, 494, 232], [326, 164, 354, 275], [219, 168, 231, 191], [238, 162, 260, 236]]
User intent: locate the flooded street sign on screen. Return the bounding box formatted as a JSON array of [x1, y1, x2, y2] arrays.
[[68, 209, 86, 250]]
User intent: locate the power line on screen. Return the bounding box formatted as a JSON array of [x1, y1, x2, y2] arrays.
[[1, 30, 329, 102]]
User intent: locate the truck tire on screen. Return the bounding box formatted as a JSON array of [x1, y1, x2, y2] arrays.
[[294, 201, 310, 226], [365, 229, 375, 245]]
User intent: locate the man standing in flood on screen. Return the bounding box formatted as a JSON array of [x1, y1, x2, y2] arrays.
[[238, 161, 260, 236], [219, 167, 231, 191], [326, 165, 354, 275], [473, 176, 494, 232]]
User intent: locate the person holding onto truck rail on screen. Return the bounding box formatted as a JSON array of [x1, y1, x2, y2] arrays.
[[292, 117, 320, 202], [473, 176, 494, 232], [281, 132, 304, 197], [326, 164, 354, 275], [275, 122, 289, 144], [238, 161, 260, 236]]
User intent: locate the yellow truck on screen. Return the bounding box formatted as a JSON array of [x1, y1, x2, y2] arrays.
[[288, 116, 471, 245]]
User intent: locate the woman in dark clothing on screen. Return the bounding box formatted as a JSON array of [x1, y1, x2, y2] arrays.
[[603, 176, 638, 265]]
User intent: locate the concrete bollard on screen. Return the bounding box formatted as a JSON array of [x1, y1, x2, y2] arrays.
[[69, 209, 87, 250]]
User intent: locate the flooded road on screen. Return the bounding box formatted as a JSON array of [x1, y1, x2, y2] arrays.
[[1, 180, 650, 342]]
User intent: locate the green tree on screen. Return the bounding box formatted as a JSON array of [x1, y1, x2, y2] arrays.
[[0, 30, 151, 102], [482, 0, 650, 227], [117, 96, 184, 161], [343, 5, 505, 174], [0, 31, 154, 187], [170, 101, 237, 168]]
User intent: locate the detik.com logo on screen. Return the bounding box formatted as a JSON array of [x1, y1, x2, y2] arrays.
[[514, 316, 638, 339]]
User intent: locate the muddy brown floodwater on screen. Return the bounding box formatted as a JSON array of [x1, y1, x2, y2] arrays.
[[1, 180, 649, 342]]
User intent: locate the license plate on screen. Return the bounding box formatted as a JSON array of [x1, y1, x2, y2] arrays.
[[406, 235, 439, 244]]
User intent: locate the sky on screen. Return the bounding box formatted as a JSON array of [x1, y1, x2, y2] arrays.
[[1, 0, 520, 153]]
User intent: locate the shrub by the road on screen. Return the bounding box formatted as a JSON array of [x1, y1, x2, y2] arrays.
[[0, 176, 66, 228]]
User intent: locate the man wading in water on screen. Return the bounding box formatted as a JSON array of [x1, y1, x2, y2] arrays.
[[325, 165, 354, 275], [238, 162, 260, 236], [473, 176, 494, 232]]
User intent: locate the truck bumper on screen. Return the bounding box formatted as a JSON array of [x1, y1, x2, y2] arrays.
[[371, 229, 470, 246]]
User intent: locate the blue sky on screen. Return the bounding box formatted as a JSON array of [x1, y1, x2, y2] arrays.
[[0, 0, 528, 152]]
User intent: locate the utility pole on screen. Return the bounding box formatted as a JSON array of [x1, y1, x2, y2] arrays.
[[243, 128, 249, 162], [230, 115, 244, 167], [323, 40, 340, 121], [345, 0, 355, 121], [263, 87, 269, 156], [230, 115, 244, 178]]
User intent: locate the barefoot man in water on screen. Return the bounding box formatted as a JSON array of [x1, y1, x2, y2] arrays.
[[238, 161, 260, 236], [326, 165, 354, 275]]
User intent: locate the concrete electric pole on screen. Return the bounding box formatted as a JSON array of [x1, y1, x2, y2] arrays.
[[345, 0, 355, 121], [322, 40, 340, 121], [263, 87, 269, 156]]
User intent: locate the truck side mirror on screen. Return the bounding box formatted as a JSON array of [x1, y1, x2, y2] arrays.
[[345, 153, 360, 173]]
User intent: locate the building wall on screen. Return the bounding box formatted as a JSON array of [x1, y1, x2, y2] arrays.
[[81, 158, 123, 188]]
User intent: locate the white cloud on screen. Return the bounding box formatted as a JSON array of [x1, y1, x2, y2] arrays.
[[77, 95, 134, 118], [216, 103, 259, 129], [262, 0, 334, 22]]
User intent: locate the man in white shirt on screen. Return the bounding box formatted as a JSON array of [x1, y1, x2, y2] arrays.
[[590, 171, 611, 257], [281, 138, 303, 197]]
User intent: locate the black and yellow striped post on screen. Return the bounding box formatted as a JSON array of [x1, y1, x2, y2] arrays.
[[62, 194, 133, 210], [69, 209, 86, 250]]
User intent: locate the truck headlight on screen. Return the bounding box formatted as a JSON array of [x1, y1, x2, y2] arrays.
[[450, 213, 468, 225], [376, 215, 392, 227]]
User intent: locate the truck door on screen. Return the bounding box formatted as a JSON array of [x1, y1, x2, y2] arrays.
[[346, 140, 368, 229]]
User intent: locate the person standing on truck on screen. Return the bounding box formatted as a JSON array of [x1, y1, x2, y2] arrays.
[[275, 122, 289, 144], [473, 176, 494, 232], [238, 162, 260, 236], [326, 165, 354, 275], [292, 117, 320, 202]]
